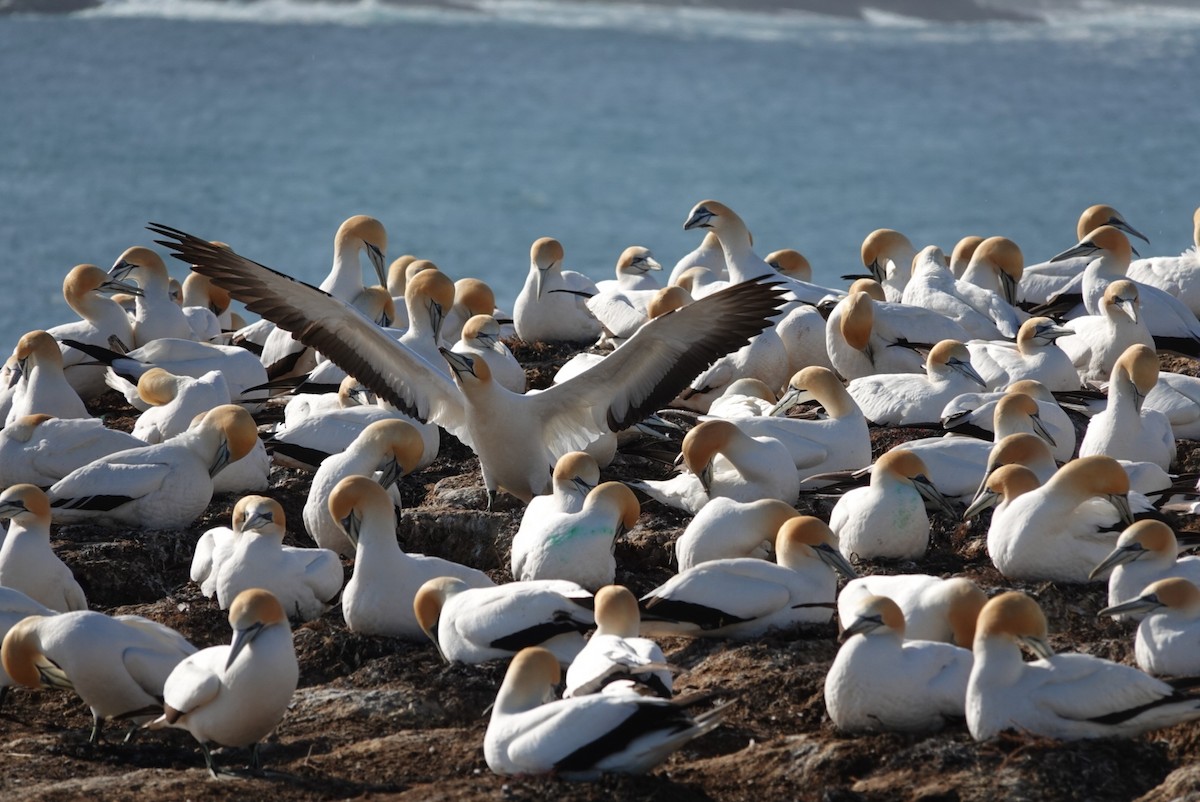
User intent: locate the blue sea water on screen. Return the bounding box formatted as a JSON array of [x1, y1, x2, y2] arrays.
[[1, 1, 1198, 349]]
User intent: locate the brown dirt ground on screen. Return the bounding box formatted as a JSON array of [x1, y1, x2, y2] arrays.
[[4, 343, 1200, 801]]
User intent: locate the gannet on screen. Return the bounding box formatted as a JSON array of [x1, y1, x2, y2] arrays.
[[594, 246, 663, 293], [903, 246, 1020, 340], [830, 450, 953, 562], [191, 495, 259, 599], [967, 591, 1200, 740], [721, 366, 871, 485], [563, 585, 671, 699], [130, 368, 231, 444], [213, 497, 342, 623], [0, 587, 55, 704], [940, 380, 1076, 462], [1057, 280, 1153, 383], [386, 254, 416, 327], [513, 237, 601, 343], [0, 414, 143, 488], [5, 330, 90, 426], [668, 230, 725, 285], [511, 482, 640, 591], [1079, 345, 1174, 471], [971, 432, 1060, 502], [302, 418, 426, 557], [2, 610, 196, 742], [152, 224, 786, 506], [1100, 578, 1200, 678], [674, 497, 798, 572], [766, 249, 812, 282], [47, 404, 258, 529], [147, 588, 297, 776], [704, 377, 776, 419], [967, 457, 1135, 583], [965, 317, 1079, 391], [485, 646, 727, 778], [0, 485, 87, 613], [1054, 226, 1200, 356], [47, 264, 139, 400], [958, 236, 1024, 308], [524, 451, 600, 518], [629, 418, 799, 515], [108, 246, 194, 347], [949, 235, 984, 278], [1019, 204, 1149, 306], [683, 200, 839, 303], [451, 314, 525, 394], [1126, 207, 1200, 317], [674, 321, 790, 413], [858, 229, 916, 302], [336, 477, 493, 639], [825, 283, 970, 380], [397, 267, 457, 370], [259, 215, 387, 381], [639, 516, 854, 639], [837, 575, 986, 646], [442, 277, 498, 345], [1089, 521, 1200, 620], [775, 296, 833, 373], [826, 594, 972, 733], [414, 576, 595, 665], [847, 339, 987, 426], [1143, 370, 1200, 440], [181, 270, 236, 334]]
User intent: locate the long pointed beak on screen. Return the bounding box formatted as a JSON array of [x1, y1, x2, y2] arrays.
[[209, 440, 232, 477], [379, 456, 403, 490], [241, 510, 274, 532], [769, 386, 806, 417], [698, 461, 714, 497], [1113, 219, 1150, 245], [108, 259, 136, 282], [1030, 413, 1057, 448], [1109, 492, 1135, 526], [100, 277, 144, 297], [366, 243, 386, 286], [1038, 325, 1073, 342], [683, 207, 714, 230], [1119, 299, 1139, 324], [1000, 271, 1019, 307], [814, 542, 857, 580], [868, 258, 884, 283], [952, 359, 988, 389], [964, 487, 1001, 520], [840, 614, 883, 640], [339, 510, 361, 547], [1050, 241, 1098, 263], [1088, 544, 1144, 580], [1019, 634, 1055, 661], [637, 257, 663, 272], [534, 266, 548, 300], [226, 622, 264, 669], [913, 475, 956, 519], [430, 300, 446, 338], [439, 347, 476, 379], [1099, 595, 1161, 618]]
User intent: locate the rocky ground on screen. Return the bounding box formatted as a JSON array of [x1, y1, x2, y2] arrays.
[[3, 343, 1200, 801]]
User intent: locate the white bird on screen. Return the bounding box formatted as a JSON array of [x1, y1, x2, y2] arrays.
[[214, 496, 342, 623], [0, 485, 87, 613], [337, 477, 494, 639], [940, 380, 1076, 462], [595, 246, 663, 293], [971, 432, 1061, 502], [396, 267, 458, 371], [47, 264, 140, 400], [826, 594, 972, 733], [6, 330, 90, 426], [1144, 370, 1200, 440], [0, 587, 56, 703], [130, 368, 232, 444], [147, 588, 298, 776], [639, 516, 855, 639], [524, 451, 600, 519], [967, 591, 1200, 740], [2, 609, 196, 742], [1019, 204, 1148, 306], [668, 230, 726, 286], [1100, 578, 1200, 678], [1055, 226, 1200, 357], [1088, 520, 1200, 621], [719, 366, 871, 485], [829, 450, 954, 562], [674, 497, 798, 572], [903, 246, 1019, 340], [1079, 344, 1175, 471], [564, 585, 671, 699], [958, 236, 1025, 308], [259, 215, 388, 381], [484, 646, 728, 778], [441, 277, 499, 346], [847, 340, 988, 426], [949, 235, 985, 279], [766, 249, 812, 282], [857, 229, 916, 303], [191, 495, 263, 599], [826, 283, 971, 381], [181, 270, 237, 335], [965, 457, 1135, 583], [837, 575, 986, 646], [153, 225, 786, 507], [512, 482, 640, 591], [47, 404, 258, 530], [0, 414, 144, 488], [1126, 206, 1200, 317], [1057, 279, 1154, 383], [414, 576, 595, 665], [302, 418, 427, 557], [513, 237, 601, 343], [965, 317, 1079, 391], [630, 418, 800, 515], [451, 314, 525, 394], [705, 377, 777, 419], [107, 246, 195, 347]]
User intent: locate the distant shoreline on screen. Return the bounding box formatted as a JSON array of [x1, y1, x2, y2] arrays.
[[0, 0, 1042, 23]]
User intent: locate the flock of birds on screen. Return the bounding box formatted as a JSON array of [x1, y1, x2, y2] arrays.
[[2, 199, 1200, 781]]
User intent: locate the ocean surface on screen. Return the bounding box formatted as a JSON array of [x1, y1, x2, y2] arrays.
[[1, 1, 1199, 350]]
